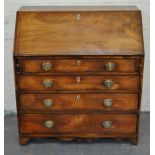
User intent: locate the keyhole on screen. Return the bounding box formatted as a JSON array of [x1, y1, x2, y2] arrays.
[[77, 76, 80, 83], [77, 95, 80, 100], [77, 60, 81, 66], [77, 14, 81, 21]]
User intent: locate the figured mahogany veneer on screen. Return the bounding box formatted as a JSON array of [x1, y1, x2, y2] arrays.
[[17, 75, 139, 92], [13, 6, 144, 145], [14, 8, 143, 56], [19, 93, 138, 112], [20, 114, 137, 134], [22, 59, 137, 73]]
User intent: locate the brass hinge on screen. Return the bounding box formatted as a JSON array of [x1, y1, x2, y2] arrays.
[[16, 63, 20, 74], [138, 59, 144, 73]]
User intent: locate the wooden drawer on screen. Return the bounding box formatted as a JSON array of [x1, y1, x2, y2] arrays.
[[22, 59, 137, 73], [20, 114, 137, 134], [19, 93, 138, 111], [17, 75, 139, 92]]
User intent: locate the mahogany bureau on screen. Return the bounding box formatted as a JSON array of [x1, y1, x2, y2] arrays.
[[13, 6, 144, 145]]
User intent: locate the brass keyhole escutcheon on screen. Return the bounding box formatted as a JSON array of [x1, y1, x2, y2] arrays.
[[77, 76, 81, 83], [77, 60, 81, 66], [76, 14, 81, 21], [76, 95, 80, 100]]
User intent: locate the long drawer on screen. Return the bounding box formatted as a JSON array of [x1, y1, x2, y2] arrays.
[[20, 114, 137, 134], [17, 75, 139, 92], [19, 93, 138, 111], [22, 59, 137, 73]]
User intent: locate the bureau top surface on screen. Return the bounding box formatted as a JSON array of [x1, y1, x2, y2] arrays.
[[14, 6, 144, 56]]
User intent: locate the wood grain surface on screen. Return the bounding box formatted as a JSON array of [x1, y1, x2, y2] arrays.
[[20, 114, 137, 134], [13, 6, 144, 145], [22, 59, 137, 73], [14, 11, 143, 56], [19, 93, 138, 112], [17, 75, 139, 92]]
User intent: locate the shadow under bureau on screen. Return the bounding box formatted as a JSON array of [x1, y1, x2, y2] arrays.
[[13, 6, 144, 145]]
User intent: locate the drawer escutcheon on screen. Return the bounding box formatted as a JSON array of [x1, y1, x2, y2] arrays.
[[44, 120, 54, 128], [102, 121, 112, 128], [105, 62, 116, 71], [104, 80, 114, 88], [103, 99, 112, 108], [43, 99, 53, 108], [43, 79, 53, 88], [42, 62, 52, 71]]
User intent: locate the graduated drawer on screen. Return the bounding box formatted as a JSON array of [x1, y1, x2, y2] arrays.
[[17, 75, 139, 92], [22, 59, 137, 73], [19, 94, 138, 111], [20, 114, 137, 134]]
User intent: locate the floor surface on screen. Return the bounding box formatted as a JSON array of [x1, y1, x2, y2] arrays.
[[4, 113, 150, 155]]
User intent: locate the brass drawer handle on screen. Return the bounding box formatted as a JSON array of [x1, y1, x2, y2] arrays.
[[43, 99, 53, 108], [104, 80, 114, 88], [105, 62, 115, 71], [43, 79, 53, 88], [103, 99, 112, 108], [42, 62, 52, 71], [102, 121, 112, 128], [44, 120, 54, 128]]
